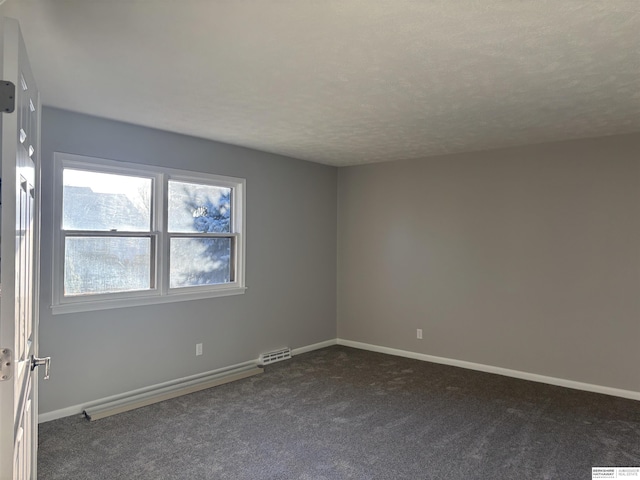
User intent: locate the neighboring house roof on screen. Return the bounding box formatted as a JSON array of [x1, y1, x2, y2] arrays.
[[63, 186, 149, 231]]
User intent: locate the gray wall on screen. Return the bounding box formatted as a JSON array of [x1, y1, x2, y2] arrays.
[[39, 110, 640, 414], [40, 107, 338, 414], [338, 133, 640, 392]]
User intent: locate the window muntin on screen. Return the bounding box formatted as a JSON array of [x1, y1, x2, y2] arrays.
[[53, 153, 246, 313]]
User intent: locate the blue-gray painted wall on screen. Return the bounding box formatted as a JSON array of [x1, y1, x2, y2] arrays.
[[40, 107, 338, 414]]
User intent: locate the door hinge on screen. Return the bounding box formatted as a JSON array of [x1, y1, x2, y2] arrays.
[[0, 348, 13, 381], [0, 81, 16, 113]]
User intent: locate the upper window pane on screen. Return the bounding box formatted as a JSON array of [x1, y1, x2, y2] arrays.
[[63, 169, 152, 231], [168, 180, 231, 233]]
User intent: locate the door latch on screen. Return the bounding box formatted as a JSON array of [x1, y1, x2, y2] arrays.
[[31, 355, 51, 380], [0, 348, 12, 381]]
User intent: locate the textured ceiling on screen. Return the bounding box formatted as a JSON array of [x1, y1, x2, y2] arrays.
[[4, 0, 640, 166]]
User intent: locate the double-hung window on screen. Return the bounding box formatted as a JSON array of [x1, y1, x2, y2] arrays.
[[52, 153, 246, 314]]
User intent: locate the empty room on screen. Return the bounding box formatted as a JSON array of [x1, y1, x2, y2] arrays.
[[0, 1, 638, 479]]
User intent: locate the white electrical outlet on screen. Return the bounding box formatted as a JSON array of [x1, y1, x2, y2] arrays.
[[196, 343, 203, 356], [417, 329, 423, 339]]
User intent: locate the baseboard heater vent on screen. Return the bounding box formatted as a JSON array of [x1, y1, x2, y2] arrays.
[[83, 364, 263, 421], [259, 347, 291, 366]]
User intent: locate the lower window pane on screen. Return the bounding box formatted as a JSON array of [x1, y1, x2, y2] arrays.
[[170, 237, 232, 288], [64, 237, 152, 295]]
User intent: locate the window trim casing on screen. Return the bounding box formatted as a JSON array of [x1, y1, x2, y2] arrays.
[[51, 152, 246, 315]]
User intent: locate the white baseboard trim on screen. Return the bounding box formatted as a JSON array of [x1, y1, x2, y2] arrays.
[[39, 358, 259, 423], [39, 405, 85, 424], [292, 338, 337, 356], [39, 338, 338, 423], [337, 339, 640, 402], [42, 336, 636, 423]]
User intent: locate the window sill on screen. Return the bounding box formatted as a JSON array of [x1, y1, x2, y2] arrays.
[[51, 286, 247, 315]]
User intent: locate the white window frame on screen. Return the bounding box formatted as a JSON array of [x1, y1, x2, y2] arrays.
[[51, 153, 246, 314]]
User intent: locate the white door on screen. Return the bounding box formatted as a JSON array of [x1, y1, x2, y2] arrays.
[[0, 17, 45, 480]]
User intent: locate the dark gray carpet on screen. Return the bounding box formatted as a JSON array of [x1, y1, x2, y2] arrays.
[[39, 346, 640, 479]]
